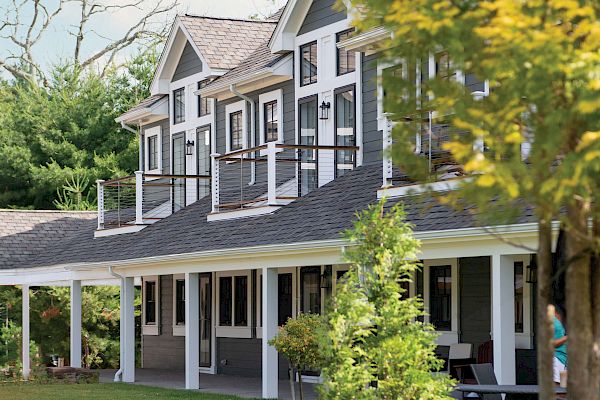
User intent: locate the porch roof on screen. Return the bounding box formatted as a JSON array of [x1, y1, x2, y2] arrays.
[[1, 165, 536, 272]]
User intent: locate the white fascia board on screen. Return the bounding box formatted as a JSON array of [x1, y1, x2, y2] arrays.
[[269, 0, 312, 53], [337, 27, 390, 52], [115, 97, 169, 124]]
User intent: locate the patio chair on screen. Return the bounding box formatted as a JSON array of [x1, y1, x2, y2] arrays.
[[448, 343, 474, 380], [470, 363, 501, 400]]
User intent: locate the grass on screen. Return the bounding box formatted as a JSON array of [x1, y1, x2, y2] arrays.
[[0, 382, 257, 400]]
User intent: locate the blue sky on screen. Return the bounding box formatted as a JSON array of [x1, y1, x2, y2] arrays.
[[0, 0, 286, 75]]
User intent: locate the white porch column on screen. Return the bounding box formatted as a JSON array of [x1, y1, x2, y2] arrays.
[[491, 254, 516, 384], [120, 277, 135, 383], [185, 272, 200, 390], [70, 280, 82, 368], [262, 267, 278, 399], [22, 285, 30, 380]]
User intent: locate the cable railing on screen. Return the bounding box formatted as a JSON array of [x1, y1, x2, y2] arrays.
[[97, 172, 211, 230], [212, 142, 359, 213]]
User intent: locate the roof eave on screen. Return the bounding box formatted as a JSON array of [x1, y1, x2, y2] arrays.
[[337, 27, 391, 53]]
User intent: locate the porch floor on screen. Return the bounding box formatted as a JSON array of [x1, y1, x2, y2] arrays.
[[99, 368, 318, 399]]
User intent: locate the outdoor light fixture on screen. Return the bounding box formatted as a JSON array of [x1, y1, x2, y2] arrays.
[[320, 266, 332, 289], [185, 140, 195, 156], [319, 101, 331, 120], [526, 255, 537, 284]]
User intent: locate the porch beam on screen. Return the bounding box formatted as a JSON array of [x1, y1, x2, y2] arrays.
[[22, 285, 30, 380], [70, 280, 82, 368], [491, 254, 516, 384], [185, 272, 200, 390], [262, 267, 278, 399], [120, 277, 135, 382]]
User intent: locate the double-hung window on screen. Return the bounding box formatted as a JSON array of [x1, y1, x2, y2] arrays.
[[197, 80, 211, 117], [145, 281, 157, 324], [300, 41, 317, 86], [300, 267, 321, 314], [143, 276, 160, 335], [336, 29, 355, 76], [429, 265, 452, 331], [173, 87, 185, 124], [147, 135, 158, 171], [229, 111, 243, 151], [218, 273, 249, 336], [263, 101, 278, 143], [334, 86, 356, 177], [175, 278, 185, 325], [435, 51, 456, 81], [298, 96, 318, 196]]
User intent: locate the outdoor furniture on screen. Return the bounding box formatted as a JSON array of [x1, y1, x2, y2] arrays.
[[456, 384, 567, 399], [469, 363, 501, 400], [447, 343, 474, 380]]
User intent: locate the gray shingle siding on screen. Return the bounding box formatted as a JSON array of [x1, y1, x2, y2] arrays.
[[298, 0, 347, 35], [172, 42, 203, 82], [361, 53, 382, 166], [141, 118, 170, 174], [216, 338, 289, 378]]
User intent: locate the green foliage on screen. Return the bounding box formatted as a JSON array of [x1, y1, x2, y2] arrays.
[[269, 313, 324, 371], [0, 47, 157, 209], [319, 200, 453, 400]]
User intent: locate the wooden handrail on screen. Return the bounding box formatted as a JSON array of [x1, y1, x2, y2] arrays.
[[276, 144, 359, 151], [143, 174, 211, 180], [101, 175, 135, 185], [215, 144, 267, 160]]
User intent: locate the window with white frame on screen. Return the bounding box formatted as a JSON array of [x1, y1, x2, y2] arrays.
[[173, 87, 185, 124], [225, 101, 246, 153], [300, 41, 317, 86], [197, 80, 212, 117], [336, 28, 355, 76], [259, 89, 283, 144], [144, 126, 162, 174], [429, 265, 452, 331], [334, 85, 356, 177], [142, 276, 160, 335], [171, 275, 186, 336], [256, 268, 296, 337], [216, 271, 251, 338]]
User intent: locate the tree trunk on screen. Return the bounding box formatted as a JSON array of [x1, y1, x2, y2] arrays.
[[537, 219, 556, 400], [298, 369, 304, 400], [289, 362, 296, 400], [565, 201, 593, 400], [590, 207, 600, 398]]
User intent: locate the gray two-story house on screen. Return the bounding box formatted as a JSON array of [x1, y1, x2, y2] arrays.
[[1, 1, 545, 398]]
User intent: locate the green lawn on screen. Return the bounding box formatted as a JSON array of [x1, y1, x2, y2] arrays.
[[0, 383, 257, 400]]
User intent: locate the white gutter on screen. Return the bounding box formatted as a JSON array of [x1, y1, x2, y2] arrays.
[[108, 266, 124, 383], [229, 84, 256, 185]]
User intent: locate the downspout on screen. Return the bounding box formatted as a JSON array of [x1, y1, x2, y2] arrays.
[[108, 266, 124, 383], [229, 84, 256, 185]]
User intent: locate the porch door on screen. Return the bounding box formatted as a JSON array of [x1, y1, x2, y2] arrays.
[[172, 133, 186, 212], [199, 273, 211, 367]]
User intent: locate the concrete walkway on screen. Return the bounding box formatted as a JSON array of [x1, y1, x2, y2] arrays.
[[99, 368, 318, 399]]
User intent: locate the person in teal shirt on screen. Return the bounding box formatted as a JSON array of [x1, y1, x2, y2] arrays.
[[552, 305, 568, 384]]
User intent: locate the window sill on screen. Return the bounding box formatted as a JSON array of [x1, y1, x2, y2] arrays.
[[142, 324, 159, 336], [172, 324, 185, 337], [216, 326, 252, 339]]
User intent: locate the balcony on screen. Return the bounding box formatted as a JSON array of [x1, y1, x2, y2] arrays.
[[96, 172, 210, 236], [210, 142, 359, 221]]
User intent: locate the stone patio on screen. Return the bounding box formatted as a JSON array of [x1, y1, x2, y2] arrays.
[[99, 368, 318, 399]]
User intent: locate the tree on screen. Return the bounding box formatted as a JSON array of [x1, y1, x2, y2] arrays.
[[319, 200, 453, 400], [347, 1, 600, 399], [269, 313, 324, 400]]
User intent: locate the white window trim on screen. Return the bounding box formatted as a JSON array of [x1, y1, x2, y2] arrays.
[[142, 275, 160, 336], [172, 274, 185, 336], [172, 86, 186, 126], [144, 126, 162, 175], [422, 259, 459, 346], [259, 89, 284, 146], [215, 270, 252, 338], [256, 267, 297, 339], [225, 100, 247, 154]]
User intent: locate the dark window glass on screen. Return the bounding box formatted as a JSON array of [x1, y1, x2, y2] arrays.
[[300, 41, 317, 86], [175, 279, 185, 325], [416, 266, 424, 322], [145, 280, 156, 325], [336, 29, 355, 75], [173, 87, 185, 124], [264, 101, 278, 142], [234, 276, 247, 326], [230, 111, 243, 151], [335, 87, 355, 177], [429, 265, 452, 331], [298, 97, 318, 196], [515, 262, 524, 333], [278, 274, 293, 326], [435, 51, 455, 81], [219, 277, 232, 326], [197, 80, 211, 117], [197, 127, 211, 200], [300, 267, 321, 314], [199, 274, 212, 366], [172, 135, 186, 212], [148, 135, 158, 171]]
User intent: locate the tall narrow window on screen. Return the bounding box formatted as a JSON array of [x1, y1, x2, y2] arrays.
[[435, 51, 455, 81], [336, 29, 355, 75], [264, 101, 278, 143], [145, 280, 157, 325], [175, 279, 185, 325], [173, 87, 185, 124], [300, 41, 317, 86], [197, 80, 211, 117], [197, 127, 211, 200], [300, 267, 321, 314], [429, 265, 451, 331], [298, 97, 318, 196], [234, 276, 248, 326], [515, 262, 524, 333], [278, 274, 293, 326], [172, 134, 186, 212], [230, 111, 243, 151], [219, 277, 232, 326], [147, 135, 158, 171], [335, 87, 355, 177]]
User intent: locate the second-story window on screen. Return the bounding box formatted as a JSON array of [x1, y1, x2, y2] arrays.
[[336, 29, 355, 75], [435, 51, 455, 81], [230, 111, 243, 151], [335, 86, 356, 177], [300, 41, 317, 86], [173, 87, 185, 124], [264, 100, 278, 143], [197, 80, 211, 117]]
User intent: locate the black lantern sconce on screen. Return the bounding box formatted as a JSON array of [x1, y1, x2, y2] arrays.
[[319, 101, 331, 120], [185, 140, 195, 156], [320, 266, 332, 289], [526, 255, 537, 284]]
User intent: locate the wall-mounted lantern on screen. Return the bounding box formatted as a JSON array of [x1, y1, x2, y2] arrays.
[[319, 101, 331, 120], [526, 255, 537, 284], [320, 266, 332, 289], [186, 140, 195, 156]]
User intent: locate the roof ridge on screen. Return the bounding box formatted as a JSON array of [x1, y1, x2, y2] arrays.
[[181, 14, 277, 24]]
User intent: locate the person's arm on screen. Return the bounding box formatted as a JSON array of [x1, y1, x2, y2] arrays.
[[554, 335, 568, 347]]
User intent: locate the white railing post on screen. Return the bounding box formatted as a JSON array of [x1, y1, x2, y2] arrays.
[[267, 142, 277, 205], [382, 118, 393, 187], [22, 285, 30, 380], [135, 171, 143, 225], [211, 154, 220, 213], [96, 179, 105, 230]]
